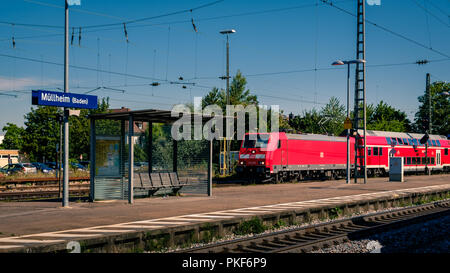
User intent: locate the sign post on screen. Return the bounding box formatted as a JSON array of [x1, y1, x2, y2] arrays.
[[344, 117, 352, 183], [32, 89, 97, 207]]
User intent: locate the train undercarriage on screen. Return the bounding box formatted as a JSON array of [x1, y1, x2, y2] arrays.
[[236, 166, 450, 184]]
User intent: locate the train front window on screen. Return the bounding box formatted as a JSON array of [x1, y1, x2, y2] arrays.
[[242, 134, 269, 148]]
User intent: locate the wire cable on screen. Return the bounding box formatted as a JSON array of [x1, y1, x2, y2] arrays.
[[320, 0, 450, 58]]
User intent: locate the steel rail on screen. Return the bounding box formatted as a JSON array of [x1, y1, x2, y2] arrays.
[[177, 200, 450, 253]]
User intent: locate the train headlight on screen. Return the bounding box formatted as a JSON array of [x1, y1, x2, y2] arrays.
[[240, 161, 244, 165], [259, 161, 264, 165]]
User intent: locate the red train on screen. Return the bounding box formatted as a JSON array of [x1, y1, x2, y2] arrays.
[[235, 130, 450, 182]]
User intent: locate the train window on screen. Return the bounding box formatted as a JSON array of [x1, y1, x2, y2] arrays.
[[422, 157, 426, 164], [407, 157, 412, 165], [431, 158, 435, 164], [373, 147, 379, 156], [445, 148, 448, 156], [278, 140, 281, 149], [404, 157, 407, 164], [407, 139, 413, 145], [413, 139, 418, 146], [397, 138, 403, 145], [386, 137, 391, 145], [427, 158, 431, 164], [367, 147, 372, 156], [391, 138, 397, 145], [427, 140, 432, 146], [412, 158, 416, 164], [436, 140, 441, 147], [242, 134, 269, 148], [379, 147, 383, 156], [403, 138, 408, 145], [431, 140, 436, 146]]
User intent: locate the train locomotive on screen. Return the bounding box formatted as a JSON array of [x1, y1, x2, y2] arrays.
[[235, 130, 450, 182]]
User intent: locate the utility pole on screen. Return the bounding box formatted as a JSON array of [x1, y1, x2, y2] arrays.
[[59, 116, 63, 198], [63, 0, 70, 207], [220, 29, 235, 175], [426, 73, 431, 134], [353, 0, 367, 184], [425, 73, 431, 176]]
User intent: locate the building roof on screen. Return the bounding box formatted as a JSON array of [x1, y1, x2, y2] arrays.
[[89, 108, 229, 124]]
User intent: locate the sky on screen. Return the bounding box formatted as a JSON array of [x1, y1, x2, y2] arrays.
[[0, 0, 449, 131]]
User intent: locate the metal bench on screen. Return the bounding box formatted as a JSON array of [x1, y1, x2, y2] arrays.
[[134, 173, 159, 196], [134, 172, 184, 196]]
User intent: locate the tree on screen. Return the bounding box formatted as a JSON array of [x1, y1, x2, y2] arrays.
[[9, 97, 112, 162], [320, 97, 346, 136], [367, 101, 411, 132], [202, 71, 259, 172], [413, 81, 450, 135], [21, 106, 61, 162], [202, 70, 258, 110], [0, 123, 25, 150], [289, 108, 323, 134], [288, 97, 346, 136]]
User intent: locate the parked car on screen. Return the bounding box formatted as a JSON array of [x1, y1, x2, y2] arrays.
[[71, 162, 87, 171], [79, 161, 90, 168], [32, 162, 55, 174], [0, 163, 37, 175], [47, 162, 56, 169], [0, 167, 8, 176]]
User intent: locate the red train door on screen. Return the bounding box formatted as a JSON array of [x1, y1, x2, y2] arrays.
[[437, 150, 442, 168], [281, 139, 287, 168]]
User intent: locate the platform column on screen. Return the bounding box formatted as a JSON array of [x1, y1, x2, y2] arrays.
[[173, 139, 178, 173], [148, 122, 153, 175], [128, 115, 134, 204], [208, 139, 213, 196], [89, 118, 96, 202]]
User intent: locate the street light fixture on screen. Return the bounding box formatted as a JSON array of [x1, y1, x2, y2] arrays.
[[332, 59, 366, 184], [220, 29, 236, 175]]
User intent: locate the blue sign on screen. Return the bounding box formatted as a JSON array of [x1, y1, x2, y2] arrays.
[[32, 90, 98, 109]]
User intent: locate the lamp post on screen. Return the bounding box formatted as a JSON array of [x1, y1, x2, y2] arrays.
[[220, 29, 236, 175], [332, 59, 366, 184], [63, 0, 70, 207]]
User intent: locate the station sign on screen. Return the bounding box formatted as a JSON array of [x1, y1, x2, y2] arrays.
[[32, 90, 98, 109]]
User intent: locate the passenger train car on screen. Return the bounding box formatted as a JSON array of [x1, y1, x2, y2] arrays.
[[235, 130, 450, 182]]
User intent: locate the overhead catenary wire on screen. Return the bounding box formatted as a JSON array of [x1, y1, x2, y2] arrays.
[[0, 0, 353, 42], [1, 51, 448, 87], [186, 58, 450, 80], [0, 52, 167, 82], [73, 0, 225, 29], [410, 0, 450, 28], [320, 0, 450, 59]]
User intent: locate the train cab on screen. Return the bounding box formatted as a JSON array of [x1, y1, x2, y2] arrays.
[[236, 132, 285, 180]]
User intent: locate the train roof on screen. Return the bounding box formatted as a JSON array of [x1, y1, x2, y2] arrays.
[[357, 130, 447, 140], [286, 133, 346, 142]]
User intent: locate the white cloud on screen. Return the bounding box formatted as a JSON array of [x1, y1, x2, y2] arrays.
[[0, 76, 61, 91]]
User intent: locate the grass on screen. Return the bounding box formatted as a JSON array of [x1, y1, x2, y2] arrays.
[[330, 207, 343, 219], [234, 217, 267, 236], [0, 170, 89, 182]]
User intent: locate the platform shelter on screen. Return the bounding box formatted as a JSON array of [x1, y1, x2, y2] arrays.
[[89, 109, 215, 204]]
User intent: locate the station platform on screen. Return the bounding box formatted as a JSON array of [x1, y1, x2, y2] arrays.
[[0, 174, 449, 252]]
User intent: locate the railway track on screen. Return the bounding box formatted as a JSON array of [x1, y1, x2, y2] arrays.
[[177, 200, 450, 253], [0, 186, 89, 200]]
